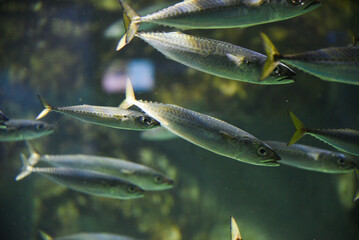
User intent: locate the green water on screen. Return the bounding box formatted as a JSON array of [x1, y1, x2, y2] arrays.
[[0, 0, 358, 239]]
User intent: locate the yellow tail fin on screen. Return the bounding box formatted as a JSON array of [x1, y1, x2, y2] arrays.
[[260, 33, 281, 81], [231, 216, 242, 240], [288, 111, 306, 146], [116, 0, 141, 51], [36, 94, 54, 120], [119, 78, 136, 109]]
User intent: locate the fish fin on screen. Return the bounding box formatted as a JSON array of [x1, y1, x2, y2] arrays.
[[0, 110, 9, 123], [25, 141, 41, 166], [260, 32, 281, 81], [220, 131, 237, 142], [39, 231, 53, 240], [231, 216, 243, 240], [36, 94, 55, 120], [15, 154, 33, 181], [226, 54, 245, 67], [119, 78, 136, 109], [288, 111, 306, 146], [116, 0, 141, 51]]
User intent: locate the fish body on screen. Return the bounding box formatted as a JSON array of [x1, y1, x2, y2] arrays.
[[141, 126, 178, 141], [16, 154, 144, 199], [29, 153, 173, 191], [120, 79, 280, 166], [288, 112, 359, 156], [0, 118, 54, 142], [36, 95, 160, 131], [39, 231, 136, 240], [261, 33, 359, 85], [134, 31, 295, 84], [266, 141, 357, 173]]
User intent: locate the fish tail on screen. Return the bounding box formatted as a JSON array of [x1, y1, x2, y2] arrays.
[[116, 0, 141, 51], [39, 231, 53, 240], [36, 94, 55, 120], [15, 153, 33, 181], [260, 32, 281, 81], [119, 78, 136, 109], [25, 141, 41, 166], [288, 111, 306, 146], [231, 216, 242, 240]]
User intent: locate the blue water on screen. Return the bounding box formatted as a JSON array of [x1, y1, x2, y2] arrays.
[[1, 0, 359, 239]]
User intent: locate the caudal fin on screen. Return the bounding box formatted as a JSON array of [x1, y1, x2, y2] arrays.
[[260, 33, 281, 81], [288, 111, 306, 146], [116, 0, 141, 51], [15, 154, 33, 181], [39, 231, 53, 240], [231, 216, 243, 240], [36, 94, 55, 120], [25, 141, 41, 166], [119, 78, 136, 109]]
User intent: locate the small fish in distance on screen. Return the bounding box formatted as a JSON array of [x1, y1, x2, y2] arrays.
[[0, 111, 54, 142], [117, 0, 322, 50], [266, 141, 358, 173], [16, 154, 144, 200], [26, 142, 173, 191], [260, 33, 359, 85], [288, 112, 359, 156], [119, 31, 295, 85], [120, 78, 280, 166], [36, 95, 160, 131]]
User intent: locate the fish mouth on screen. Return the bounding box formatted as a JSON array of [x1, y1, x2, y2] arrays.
[[304, 0, 322, 10], [260, 159, 280, 167]]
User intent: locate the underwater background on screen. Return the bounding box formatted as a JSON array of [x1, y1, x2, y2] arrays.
[[1, 0, 359, 239]]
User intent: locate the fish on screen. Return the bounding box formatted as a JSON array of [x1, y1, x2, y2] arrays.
[[260, 33, 359, 85], [231, 216, 243, 240], [39, 231, 137, 240], [16, 153, 144, 200], [36, 95, 160, 131], [117, 0, 322, 50], [288, 112, 359, 156], [119, 31, 295, 85], [265, 141, 358, 173], [0, 111, 54, 142], [26, 143, 174, 191], [120, 78, 280, 166]]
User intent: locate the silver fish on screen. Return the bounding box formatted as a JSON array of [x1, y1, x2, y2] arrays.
[[117, 0, 321, 50], [39, 231, 137, 240], [36, 95, 160, 131], [288, 112, 359, 156], [16, 154, 144, 200], [266, 141, 358, 173], [260, 33, 359, 85], [27, 145, 173, 191], [120, 78, 280, 166], [120, 31, 295, 84], [0, 112, 54, 142]]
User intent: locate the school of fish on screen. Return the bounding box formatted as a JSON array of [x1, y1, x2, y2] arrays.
[[2, 0, 359, 239]]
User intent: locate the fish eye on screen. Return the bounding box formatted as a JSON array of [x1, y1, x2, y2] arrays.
[[288, 0, 304, 5], [127, 185, 138, 193], [154, 175, 163, 183], [257, 147, 268, 157], [141, 116, 151, 125], [336, 157, 346, 166], [36, 123, 45, 131]]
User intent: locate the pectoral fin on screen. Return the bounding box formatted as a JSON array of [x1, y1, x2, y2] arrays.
[[226, 54, 245, 67], [220, 131, 238, 142]]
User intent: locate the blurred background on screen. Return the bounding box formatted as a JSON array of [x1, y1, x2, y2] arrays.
[[0, 0, 358, 239]]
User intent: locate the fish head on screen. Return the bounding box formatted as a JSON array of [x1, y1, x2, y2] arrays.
[[134, 115, 161, 129], [261, 63, 296, 85], [32, 120, 55, 136], [16, 120, 55, 139], [236, 136, 281, 166], [151, 173, 174, 190], [320, 152, 357, 171], [274, 0, 322, 16], [125, 182, 145, 198]]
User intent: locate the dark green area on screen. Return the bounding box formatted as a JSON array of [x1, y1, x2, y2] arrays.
[[0, 0, 359, 239]]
